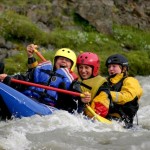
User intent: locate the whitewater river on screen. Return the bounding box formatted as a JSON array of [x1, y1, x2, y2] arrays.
[[0, 76, 150, 150]]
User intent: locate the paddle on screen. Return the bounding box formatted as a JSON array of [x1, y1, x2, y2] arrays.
[[32, 48, 112, 124], [11, 78, 85, 98], [11, 78, 112, 124], [86, 104, 112, 124], [34, 49, 47, 62]]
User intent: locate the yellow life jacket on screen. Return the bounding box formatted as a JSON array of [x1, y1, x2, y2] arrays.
[[79, 75, 107, 100]]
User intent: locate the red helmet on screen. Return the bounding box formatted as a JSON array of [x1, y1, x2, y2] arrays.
[[77, 52, 100, 77]]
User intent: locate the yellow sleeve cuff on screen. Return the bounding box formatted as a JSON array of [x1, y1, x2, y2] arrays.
[[28, 61, 38, 69]]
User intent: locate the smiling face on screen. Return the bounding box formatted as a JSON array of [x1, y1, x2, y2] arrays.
[[55, 56, 72, 70], [108, 64, 122, 76], [78, 64, 93, 80]]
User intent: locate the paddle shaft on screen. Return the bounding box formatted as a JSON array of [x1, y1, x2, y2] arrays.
[[34, 49, 47, 62], [11, 78, 85, 98]]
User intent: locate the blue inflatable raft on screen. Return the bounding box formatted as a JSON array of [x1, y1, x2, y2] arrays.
[[0, 82, 57, 119]]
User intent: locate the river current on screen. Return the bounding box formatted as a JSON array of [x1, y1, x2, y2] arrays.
[[0, 76, 150, 150]]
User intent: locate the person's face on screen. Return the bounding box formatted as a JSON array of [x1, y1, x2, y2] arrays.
[[78, 64, 92, 80], [55, 56, 72, 70], [108, 64, 122, 76]]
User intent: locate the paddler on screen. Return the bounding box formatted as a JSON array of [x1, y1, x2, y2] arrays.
[[76, 52, 111, 118], [0, 45, 81, 107], [105, 54, 143, 128]]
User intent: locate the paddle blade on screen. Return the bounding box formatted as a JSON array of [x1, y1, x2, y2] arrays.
[[86, 104, 112, 124]]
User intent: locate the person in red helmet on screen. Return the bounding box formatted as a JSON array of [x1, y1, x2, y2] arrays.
[[75, 52, 111, 118], [105, 54, 143, 128]]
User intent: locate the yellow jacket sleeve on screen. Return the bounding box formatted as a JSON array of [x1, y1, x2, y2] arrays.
[[110, 77, 143, 105]]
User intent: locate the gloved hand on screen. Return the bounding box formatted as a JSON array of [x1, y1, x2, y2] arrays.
[[71, 80, 82, 93], [58, 82, 66, 90]]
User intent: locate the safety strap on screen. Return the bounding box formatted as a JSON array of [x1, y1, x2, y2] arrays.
[[40, 69, 65, 78], [30, 89, 57, 103], [76, 81, 92, 90], [40, 69, 66, 97]]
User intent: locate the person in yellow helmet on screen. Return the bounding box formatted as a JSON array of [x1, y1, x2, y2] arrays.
[[0, 44, 80, 108], [105, 54, 143, 128]]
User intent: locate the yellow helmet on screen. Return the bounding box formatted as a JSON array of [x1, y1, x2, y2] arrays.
[[54, 48, 77, 71]]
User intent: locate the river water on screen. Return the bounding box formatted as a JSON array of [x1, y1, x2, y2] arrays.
[[0, 76, 150, 150]]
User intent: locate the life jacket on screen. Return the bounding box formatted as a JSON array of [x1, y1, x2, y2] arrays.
[[23, 61, 75, 106], [78, 75, 108, 116], [79, 75, 107, 100], [108, 76, 139, 122]]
